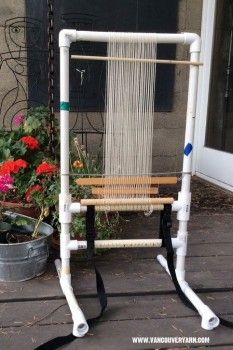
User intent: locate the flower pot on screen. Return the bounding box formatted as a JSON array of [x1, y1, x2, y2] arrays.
[[0, 211, 53, 282], [0, 200, 39, 218]]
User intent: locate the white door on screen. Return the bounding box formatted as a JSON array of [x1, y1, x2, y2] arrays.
[[194, 0, 233, 191]]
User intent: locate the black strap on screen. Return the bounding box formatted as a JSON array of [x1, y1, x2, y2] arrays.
[[161, 204, 196, 311], [35, 206, 107, 350], [86, 205, 108, 326], [34, 334, 76, 350], [162, 204, 233, 329]]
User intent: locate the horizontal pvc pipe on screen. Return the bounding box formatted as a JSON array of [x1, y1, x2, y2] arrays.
[[156, 255, 219, 330], [69, 202, 87, 213], [67, 238, 182, 251], [59, 30, 200, 52], [172, 201, 182, 212], [74, 31, 200, 48], [55, 259, 89, 337]]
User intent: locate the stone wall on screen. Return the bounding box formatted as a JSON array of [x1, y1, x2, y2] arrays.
[[152, 0, 203, 173], [0, 0, 27, 128], [0, 0, 203, 172]]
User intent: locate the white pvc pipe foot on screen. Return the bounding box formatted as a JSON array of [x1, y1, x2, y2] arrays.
[[54, 259, 89, 337], [72, 314, 89, 337], [156, 255, 219, 330], [200, 305, 220, 330], [157, 254, 170, 275]]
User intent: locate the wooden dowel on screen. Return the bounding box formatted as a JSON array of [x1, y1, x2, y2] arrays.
[[92, 187, 158, 196], [76, 176, 177, 186], [95, 204, 164, 212], [94, 239, 162, 249], [80, 197, 174, 206], [71, 54, 203, 66]]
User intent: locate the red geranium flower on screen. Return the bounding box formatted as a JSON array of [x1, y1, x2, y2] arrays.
[[20, 136, 39, 150], [36, 161, 58, 175], [14, 159, 28, 169], [0, 160, 17, 175], [0, 159, 28, 175], [25, 184, 43, 203]]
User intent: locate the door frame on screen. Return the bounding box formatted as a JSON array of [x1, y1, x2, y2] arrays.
[[193, 0, 233, 191]]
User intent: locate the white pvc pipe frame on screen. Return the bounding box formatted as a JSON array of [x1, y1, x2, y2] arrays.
[[58, 30, 219, 337]]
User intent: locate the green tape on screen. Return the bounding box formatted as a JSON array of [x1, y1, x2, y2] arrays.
[[60, 102, 70, 111]]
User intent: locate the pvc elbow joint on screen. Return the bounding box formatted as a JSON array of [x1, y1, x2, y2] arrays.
[[182, 32, 201, 53], [59, 29, 77, 47]]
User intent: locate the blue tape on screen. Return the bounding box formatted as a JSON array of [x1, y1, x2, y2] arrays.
[[184, 143, 193, 156]]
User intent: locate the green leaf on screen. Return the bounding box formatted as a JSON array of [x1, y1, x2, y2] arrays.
[[23, 116, 41, 133], [3, 148, 11, 159], [13, 218, 30, 226]]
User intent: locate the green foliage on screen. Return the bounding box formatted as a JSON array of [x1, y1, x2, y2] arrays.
[[0, 107, 58, 204], [0, 107, 119, 241], [13, 217, 31, 227]]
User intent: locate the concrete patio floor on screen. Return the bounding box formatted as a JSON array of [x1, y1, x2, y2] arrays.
[[0, 176, 233, 349]]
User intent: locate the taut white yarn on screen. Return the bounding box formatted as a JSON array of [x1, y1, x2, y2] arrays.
[[104, 33, 157, 199]]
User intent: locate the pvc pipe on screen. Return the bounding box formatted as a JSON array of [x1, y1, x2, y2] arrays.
[[60, 47, 70, 195], [175, 224, 188, 280], [176, 49, 200, 280], [59, 31, 89, 338], [55, 259, 89, 337], [156, 255, 219, 330], [59, 29, 200, 52], [172, 201, 182, 212], [60, 224, 71, 261], [67, 238, 182, 251], [69, 202, 87, 213], [181, 51, 200, 193]]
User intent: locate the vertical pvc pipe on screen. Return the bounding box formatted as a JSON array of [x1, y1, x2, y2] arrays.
[[181, 51, 200, 192], [60, 46, 71, 274], [176, 51, 200, 281], [59, 35, 89, 337], [60, 46, 70, 195]]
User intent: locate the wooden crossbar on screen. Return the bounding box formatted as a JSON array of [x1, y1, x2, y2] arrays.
[[94, 239, 162, 248], [95, 204, 164, 212], [71, 54, 203, 66], [80, 197, 174, 206], [92, 187, 158, 196], [76, 176, 177, 186]]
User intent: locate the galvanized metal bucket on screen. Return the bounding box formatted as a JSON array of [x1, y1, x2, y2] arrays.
[[0, 211, 54, 282]]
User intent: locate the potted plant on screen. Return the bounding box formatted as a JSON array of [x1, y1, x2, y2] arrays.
[[0, 208, 54, 282], [0, 107, 119, 267]]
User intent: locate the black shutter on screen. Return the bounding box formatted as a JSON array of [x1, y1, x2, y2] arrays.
[[26, 0, 178, 112]]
